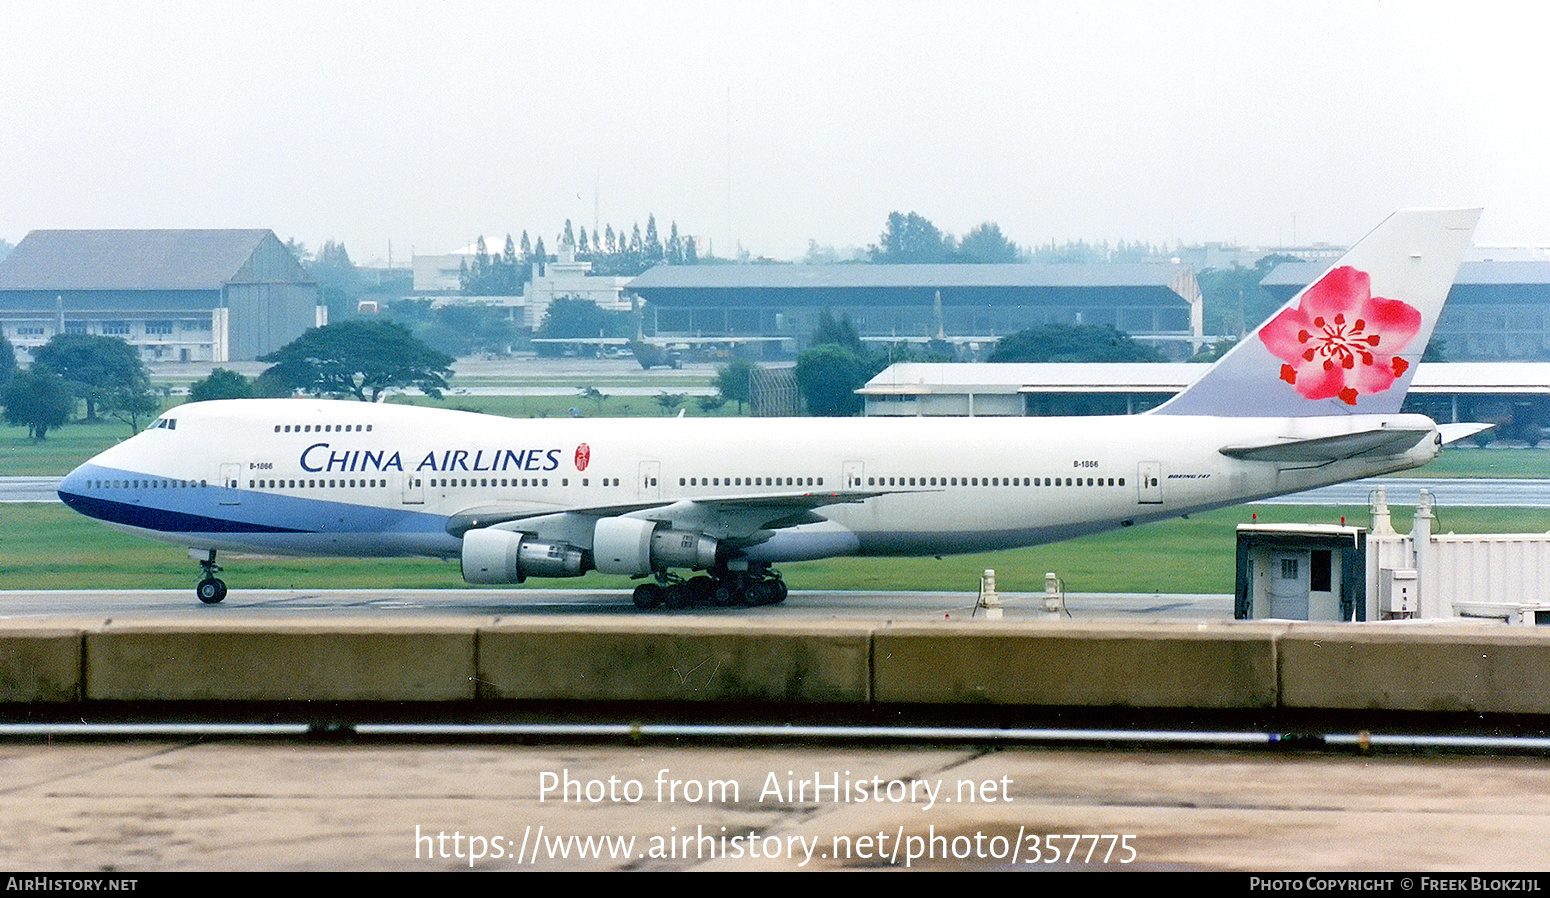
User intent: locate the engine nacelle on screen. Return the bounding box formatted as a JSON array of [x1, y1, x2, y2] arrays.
[[593, 517, 719, 576], [461, 528, 586, 584]]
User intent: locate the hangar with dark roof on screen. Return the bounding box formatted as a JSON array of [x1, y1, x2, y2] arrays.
[[0, 229, 322, 363], [626, 262, 1203, 359]]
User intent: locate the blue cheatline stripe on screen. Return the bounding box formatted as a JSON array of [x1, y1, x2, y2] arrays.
[[58, 463, 452, 536], [57, 491, 308, 534]]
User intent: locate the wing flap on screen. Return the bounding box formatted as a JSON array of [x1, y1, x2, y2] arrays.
[[445, 488, 909, 539]]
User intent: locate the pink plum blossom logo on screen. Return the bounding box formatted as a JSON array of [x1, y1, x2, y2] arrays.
[[574, 443, 591, 471], [1257, 266, 1421, 406]]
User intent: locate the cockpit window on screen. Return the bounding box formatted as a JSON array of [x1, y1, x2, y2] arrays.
[[151, 417, 176, 430]]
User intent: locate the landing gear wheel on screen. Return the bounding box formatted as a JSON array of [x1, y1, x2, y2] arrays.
[[196, 577, 228, 604], [748, 579, 781, 606], [632, 583, 664, 609]]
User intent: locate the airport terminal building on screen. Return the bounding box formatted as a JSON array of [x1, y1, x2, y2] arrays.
[[627, 262, 1204, 359], [0, 229, 323, 363]]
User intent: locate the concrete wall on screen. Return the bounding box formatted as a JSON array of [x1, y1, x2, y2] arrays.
[[8, 619, 1550, 717]]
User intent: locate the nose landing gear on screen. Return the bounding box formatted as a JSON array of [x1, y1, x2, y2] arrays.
[[191, 548, 227, 604]]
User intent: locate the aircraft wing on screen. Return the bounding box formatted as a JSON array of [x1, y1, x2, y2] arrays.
[[1218, 426, 1434, 463], [444, 488, 911, 541]]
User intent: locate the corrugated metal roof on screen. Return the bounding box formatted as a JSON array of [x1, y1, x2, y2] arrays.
[[628, 262, 1194, 291], [1262, 259, 1550, 288], [0, 229, 275, 291]]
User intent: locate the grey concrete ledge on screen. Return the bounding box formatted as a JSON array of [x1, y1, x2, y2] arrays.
[[4, 618, 1550, 716]]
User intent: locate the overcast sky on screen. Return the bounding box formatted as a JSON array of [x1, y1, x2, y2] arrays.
[[2, 0, 1543, 264]]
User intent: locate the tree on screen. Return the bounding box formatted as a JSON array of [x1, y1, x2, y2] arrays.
[[809, 309, 865, 354], [0, 334, 16, 384], [498, 235, 521, 294], [258, 320, 454, 402], [535, 296, 627, 357], [655, 391, 686, 415], [188, 368, 255, 403], [714, 359, 754, 413], [795, 344, 872, 416], [1198, 253, 1302, 336], [644, 215, 663, 264], [32, 333, 151, 421], [957, 222, 1022, 263], [666, 221, 683, 265], [460, 236, 493, 295], [2, 366, 72, 440], [793, 310, 886, 416], [103, 384, 162, 433], [578, 386, 606, 414], [868, 211, 950, 263], [987, 323, 1164, 363]]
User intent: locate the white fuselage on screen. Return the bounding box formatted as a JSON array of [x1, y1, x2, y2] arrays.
[[57, 399, 1441, 569]]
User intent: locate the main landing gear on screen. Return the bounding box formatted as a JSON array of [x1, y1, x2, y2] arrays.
[[631, 563, 789, 610], [191, 548, 228, 604]]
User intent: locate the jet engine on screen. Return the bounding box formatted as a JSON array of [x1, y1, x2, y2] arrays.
[[592, 517, 719, 576], [461, 528, 586, 584]]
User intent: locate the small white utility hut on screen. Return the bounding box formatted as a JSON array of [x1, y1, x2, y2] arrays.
[[1236, 523, 1368, 622]]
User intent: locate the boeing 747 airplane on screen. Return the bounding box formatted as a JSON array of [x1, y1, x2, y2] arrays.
[[57, 208, 1482, 607]]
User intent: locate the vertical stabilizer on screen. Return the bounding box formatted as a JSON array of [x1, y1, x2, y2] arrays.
[[1152, 208, 1481, 417]]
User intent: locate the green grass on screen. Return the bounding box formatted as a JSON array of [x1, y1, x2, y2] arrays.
[[1389, 445, 1550, 478], [0, 421, 141, 477], [4, 501, 1545, 594]]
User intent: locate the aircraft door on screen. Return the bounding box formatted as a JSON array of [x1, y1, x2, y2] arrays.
[[402, 473, 425, 505], [639, 461, 661, 501], [843, 460, 865, 489], [219, 463, 242, 505], [1137, 461, 1162, 504]]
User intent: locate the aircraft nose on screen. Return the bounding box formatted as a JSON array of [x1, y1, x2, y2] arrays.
[[56, 463, 93, 509]]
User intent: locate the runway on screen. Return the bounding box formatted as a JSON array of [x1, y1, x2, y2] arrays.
[[0, 587, 1235, 624], [7, 736, 1550, 871]]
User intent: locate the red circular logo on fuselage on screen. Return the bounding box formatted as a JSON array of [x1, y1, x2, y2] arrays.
[[575, 443, 591, 471]]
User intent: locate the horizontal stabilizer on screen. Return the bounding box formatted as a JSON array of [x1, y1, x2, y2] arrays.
[[1438, 423, 1493, 444], [1219, 427, 1433, 462]]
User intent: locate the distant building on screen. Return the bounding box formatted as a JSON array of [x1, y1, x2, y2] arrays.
[[0, 229, 322, 363], [414, 243, 632, 330], [626, 262, 1204, 359], [1261, 259, 1550, 362], [412, 239, 490, 294]]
